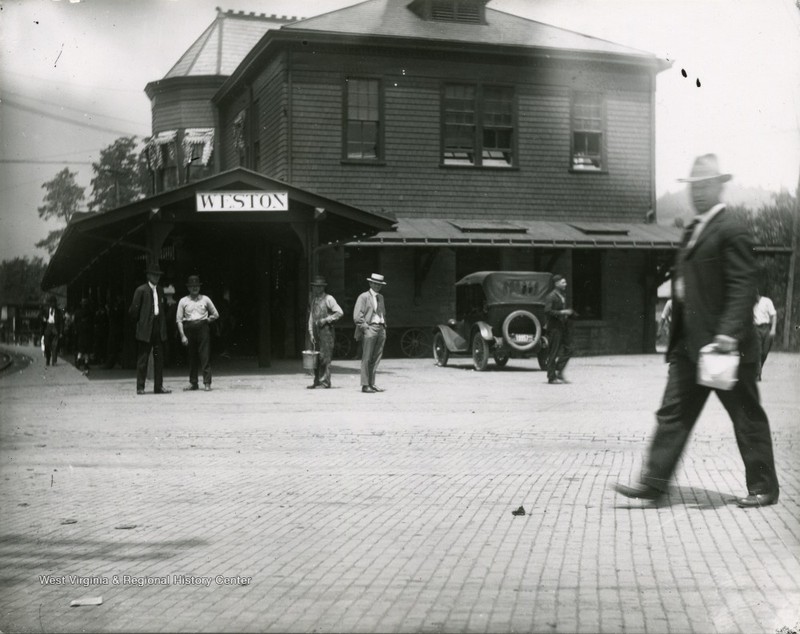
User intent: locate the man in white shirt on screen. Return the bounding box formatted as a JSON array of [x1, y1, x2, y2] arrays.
[[753, 291, 777, 380], [176, 275, 219, 392], [353, 273, 388, 393], [39, 295, 63, 366]]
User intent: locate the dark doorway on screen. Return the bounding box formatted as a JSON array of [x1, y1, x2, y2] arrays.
[[167, 221, 303, 363]]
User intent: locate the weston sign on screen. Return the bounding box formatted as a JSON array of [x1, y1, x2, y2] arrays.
[[196, 191, 289, 212]]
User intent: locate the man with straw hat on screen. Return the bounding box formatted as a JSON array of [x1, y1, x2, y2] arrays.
[[306, 275, 343, 389], [614, 154, 779, 508], [353, 273, 388, 393]]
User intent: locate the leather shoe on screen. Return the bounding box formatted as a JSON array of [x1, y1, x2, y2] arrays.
[[184, 385, 199, 391], [204, 385, 212, 392], [361, 386, 376, 393], [736, 492, 778, 508], [307, 383, 320, 389], [136, 389, 145, 395], [613, 482, 664, 501], [547, 378, 563, 384], [155, 388, 172, 394], [370, 385, 384, 392]]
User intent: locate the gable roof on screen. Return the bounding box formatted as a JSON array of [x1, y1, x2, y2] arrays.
[[164, 9, 299, 79], [281, 0, 662, 62]]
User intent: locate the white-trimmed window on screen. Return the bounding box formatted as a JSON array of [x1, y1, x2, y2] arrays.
[[571, 92, 605, 172], [443, 83, 515, 167], [344, 77, 382, 161]]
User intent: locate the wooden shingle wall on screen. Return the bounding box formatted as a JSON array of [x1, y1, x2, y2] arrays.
[[281, 47, 654, 223]]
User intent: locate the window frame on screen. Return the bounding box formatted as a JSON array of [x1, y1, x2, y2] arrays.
[[441, 82, 517, 169], [570, 91, 607, 174], [342, 76, 385, 164]]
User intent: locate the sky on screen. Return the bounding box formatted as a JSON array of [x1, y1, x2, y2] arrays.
[[1, 0, 799, 261]]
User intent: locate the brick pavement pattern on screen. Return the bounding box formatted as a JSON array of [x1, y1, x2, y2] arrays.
[[0, 345, 798, 633]]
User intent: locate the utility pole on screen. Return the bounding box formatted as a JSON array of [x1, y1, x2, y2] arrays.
[[782, 168, 799, 349]]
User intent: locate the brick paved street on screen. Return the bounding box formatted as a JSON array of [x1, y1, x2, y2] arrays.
[[1, 344, 798, 633]]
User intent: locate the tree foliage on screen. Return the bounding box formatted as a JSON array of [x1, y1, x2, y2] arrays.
[[88, 136, 149, 212], [730, 190, 800, 350], [36, 168, 85, 255], [0, 256, 48, 305]]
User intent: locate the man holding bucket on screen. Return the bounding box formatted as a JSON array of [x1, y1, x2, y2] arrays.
[[307, 275, 343, 389]]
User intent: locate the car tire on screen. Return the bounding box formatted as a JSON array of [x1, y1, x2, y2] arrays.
[[502, 310, 541, 352], [433, 331, 449, 367], [472, 332, 490, 371]]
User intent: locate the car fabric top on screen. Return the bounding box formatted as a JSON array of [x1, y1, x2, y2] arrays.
[[455, 271, 552, 306]]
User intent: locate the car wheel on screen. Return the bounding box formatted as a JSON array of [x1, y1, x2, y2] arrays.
[[333, 330, 352, 359], [493, 349, 509, 367], [502, 310, 542, 352], [401, 328, 428, 358], [472, 332, 490, 371], [537, 336, 549, 370], [433, 331, 449, 367]]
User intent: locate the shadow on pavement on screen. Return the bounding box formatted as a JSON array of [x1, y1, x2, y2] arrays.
[[613, 486, 737, 510]]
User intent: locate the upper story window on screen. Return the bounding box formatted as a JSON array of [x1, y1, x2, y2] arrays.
[[443, 83, 515, 168], [233, 110, 247, 167], [344, 77, 383, 161], [571, 92, 605, 172]]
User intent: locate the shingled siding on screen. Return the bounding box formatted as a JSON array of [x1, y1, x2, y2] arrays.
[[253, 53, 289, 180], [151, 87, 218, 133], [286, 49, 654, 223]]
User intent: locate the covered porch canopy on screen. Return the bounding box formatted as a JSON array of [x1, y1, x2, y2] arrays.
[[42, 167, 396, 290]]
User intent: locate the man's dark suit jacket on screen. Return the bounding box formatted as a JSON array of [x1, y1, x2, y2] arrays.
[[669, 208, 758, 364], [544, 290, 568, 331], [128, 283, 167, 343]]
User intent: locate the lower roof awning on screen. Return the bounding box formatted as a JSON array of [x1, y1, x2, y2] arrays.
[[347, 218, 684, 249]]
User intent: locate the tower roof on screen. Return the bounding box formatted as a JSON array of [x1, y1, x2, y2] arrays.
[[164, 9, 299, 79]]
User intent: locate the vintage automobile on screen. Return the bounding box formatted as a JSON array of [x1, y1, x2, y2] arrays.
[[432, 271, 553, 371]]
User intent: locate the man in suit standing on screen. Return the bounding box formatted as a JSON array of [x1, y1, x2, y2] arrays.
[[353, 273, 387, 393], [614, 154, 779, 508], [128, 265, 172, 395], [543, 274, 575, 384], [39, 295, 63, 366]]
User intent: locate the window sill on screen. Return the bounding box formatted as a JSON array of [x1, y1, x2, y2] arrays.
[[569, 168, 608, 175], [439, 164, 519, 171], [341, 159, 386, 167]]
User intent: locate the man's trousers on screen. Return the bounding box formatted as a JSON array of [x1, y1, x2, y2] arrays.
[[642, 352, 779, 496], [360, 324, 386, 387]]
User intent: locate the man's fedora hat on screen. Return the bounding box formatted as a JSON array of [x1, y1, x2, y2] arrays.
[[186, 275, 203, 287], [146, 265, 163, 275], [366, 273, 387, 285], [678, 154, 732, 183], [310, 275, 327, 287]]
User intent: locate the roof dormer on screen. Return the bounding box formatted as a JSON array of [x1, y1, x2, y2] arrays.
[[408, 0, 488, 25]]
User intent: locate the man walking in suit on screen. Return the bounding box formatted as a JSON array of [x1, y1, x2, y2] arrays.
[[128, 265, 172, 395], [39, 295, 63, 366], [353, 273, 387, 393], [614, 154, 779, 508], [543, 274, 575, 384]]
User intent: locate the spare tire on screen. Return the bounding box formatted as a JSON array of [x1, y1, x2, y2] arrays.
[[502, 310, 542, 352]]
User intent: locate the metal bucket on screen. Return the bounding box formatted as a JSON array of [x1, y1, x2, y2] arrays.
[[302, 350, 319, 372]]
